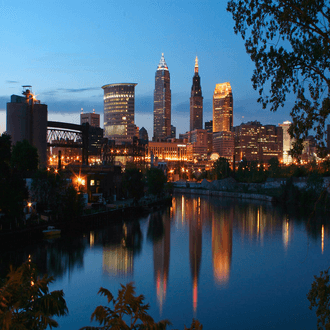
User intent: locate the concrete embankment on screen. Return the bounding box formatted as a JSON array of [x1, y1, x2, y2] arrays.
[[173, 187, 275, 203]]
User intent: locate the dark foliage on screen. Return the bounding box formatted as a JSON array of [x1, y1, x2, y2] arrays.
[[227, 0, 330, 156]]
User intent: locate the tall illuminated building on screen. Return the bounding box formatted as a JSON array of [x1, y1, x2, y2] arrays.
[[213, 82, 233, 132], [153, 53, 171, 140], [279, 120, 293, 164], [190, 56, 203, 132], [102, 83, 137, 144]]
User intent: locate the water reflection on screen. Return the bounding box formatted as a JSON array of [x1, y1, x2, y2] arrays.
[[212, 210, 233, 285], [148, 210, 171, 314], [189, 197, 202, 312], [1, 194, 329, 330]]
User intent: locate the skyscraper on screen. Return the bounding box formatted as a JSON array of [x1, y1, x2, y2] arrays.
[[190, 56, 203, 131], [213, 82, 233, 132], [153, 53, 171, 140], [102, 83, 137, 144]]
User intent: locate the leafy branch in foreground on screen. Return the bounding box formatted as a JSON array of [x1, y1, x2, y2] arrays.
[[80, 283, 202, 330], [227, 0, 330, 157], [0, 258, 68, 330], [307, 268, 330, 330]]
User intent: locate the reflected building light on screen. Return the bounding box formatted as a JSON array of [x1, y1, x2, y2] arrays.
[[282, 219, 291, 250], [193, 276, 198, 314], [182, 196, 185, 224], [153, 218, 170, 315], [322, 225, 324, 254], [90, 231, 95, 247], [212, 216, 232, 285], [189, 208, 202, 314], [257, 209, 260, 238], [102, 246, 133, 278]]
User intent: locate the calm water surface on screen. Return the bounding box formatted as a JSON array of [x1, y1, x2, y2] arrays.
[[1, 194, 330, 329]]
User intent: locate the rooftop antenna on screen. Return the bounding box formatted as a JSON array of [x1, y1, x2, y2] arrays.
[[81, 108, 83, 114], [93, 108, 95, 113]]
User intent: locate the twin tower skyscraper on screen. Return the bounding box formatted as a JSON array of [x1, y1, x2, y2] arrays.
[[153, 53, 203, 141]]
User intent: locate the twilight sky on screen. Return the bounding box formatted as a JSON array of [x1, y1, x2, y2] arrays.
[[0, 0, 293, 137]]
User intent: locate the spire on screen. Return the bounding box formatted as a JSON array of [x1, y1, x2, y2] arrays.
[[157, 53, 169, 71], [194, 56, 199, 74]]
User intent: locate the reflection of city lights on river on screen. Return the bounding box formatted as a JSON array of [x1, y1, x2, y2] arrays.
[[322, 225, 324, 254]]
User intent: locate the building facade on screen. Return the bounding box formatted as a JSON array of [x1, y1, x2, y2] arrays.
[[186, 129, 208, 162], [80, 109, 100, 127], [6, 86, 47, 166], [279, 121, 293, 164], [148, 141, 187, 162], [190, 56, 203, 132], [213, 131, 235, 163], [153, 53, 171, 140], [213, 82, 233, 133], [102, 83, 137, 145], [234, 121, 283, 163]]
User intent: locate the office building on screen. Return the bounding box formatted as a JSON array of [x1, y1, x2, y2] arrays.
[[148, 141, 187, 162], [213, 131, 235, 163], [102, 83, 137, 145], [171, 125, 176, 139], [213, 82, 233, 133], [233, 121, 283, 162], [190, 56, 203, 131], [279, 121, 293, 164], [153, 53, 171, 140], [186, 129, 208, 162], [6, 86, 47, 166], [80, 109, 100, 127], [139, 127, 149, 143]]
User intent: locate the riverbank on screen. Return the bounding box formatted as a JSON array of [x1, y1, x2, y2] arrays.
[[173, 187, 275, 202], [0, 195, 172, 246]]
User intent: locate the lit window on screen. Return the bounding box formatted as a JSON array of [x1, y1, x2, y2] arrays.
[[90, 180, 95, 186]]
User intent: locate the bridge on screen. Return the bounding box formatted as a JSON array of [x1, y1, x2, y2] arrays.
[[47, 121, 89, 165]]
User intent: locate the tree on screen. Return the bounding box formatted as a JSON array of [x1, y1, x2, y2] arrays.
[[0, 259, 68, 330], [227, 0, 330, 156], [11, 139, 39, 173], [307, 268, 330, 330], [268, 157, 280, 178], [80, 283, 202, 330], [146, 168, 167, 197], [0, 134, 28, 228], [212, 157, 231, 180], [80, 283, 171, 330], [123, 163, 145, 203]]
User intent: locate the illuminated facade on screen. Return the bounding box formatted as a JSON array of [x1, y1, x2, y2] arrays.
[[153, 53, 171, 140], [186, 129, 208, 162], [148, 141, 187, 162], [213, 131, 235, 162], [234, 121, 283, 162], [279, 121, 293, 164], [190, 56, 203, 131], [102, 83, 137, 144], [213, 82, 233, 133]]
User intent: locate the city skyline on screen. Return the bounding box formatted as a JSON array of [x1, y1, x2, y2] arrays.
[[0, 0, 296, 138]]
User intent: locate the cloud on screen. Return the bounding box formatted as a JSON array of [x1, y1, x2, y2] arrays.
[[56, 87, 100, 93], [6, 80, 19, 84]]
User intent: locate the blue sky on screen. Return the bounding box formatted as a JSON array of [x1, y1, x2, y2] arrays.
[[0, 0, 293, 137]]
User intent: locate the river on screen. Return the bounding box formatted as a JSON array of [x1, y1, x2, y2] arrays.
[[1, 194, 329, 329]]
